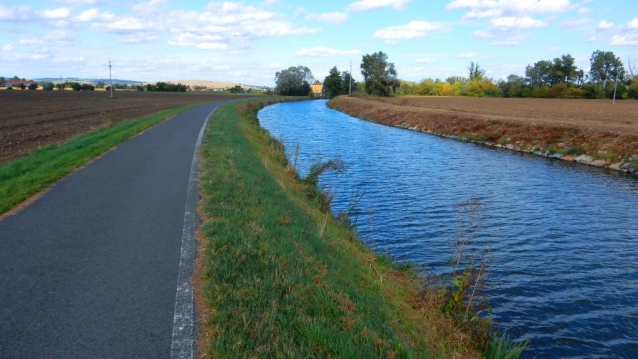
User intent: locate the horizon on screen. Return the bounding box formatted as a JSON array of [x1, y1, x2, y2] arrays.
[[1, 0, 637, 86]]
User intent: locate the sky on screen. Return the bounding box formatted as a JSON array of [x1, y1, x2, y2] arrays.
[[1, 0, 637, 86]]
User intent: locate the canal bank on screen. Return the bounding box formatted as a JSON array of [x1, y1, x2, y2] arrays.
[[327, 96, 638, 176], [195, 98, 507, 358]]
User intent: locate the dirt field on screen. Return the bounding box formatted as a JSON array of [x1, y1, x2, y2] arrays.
[[328, 96, 638, 160], [371, 96, 638, 135], [0, 91, 249, 165]]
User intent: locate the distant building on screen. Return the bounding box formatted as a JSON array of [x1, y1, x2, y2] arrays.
[[5, 78, 37, 87], [311, 80, 323, 96]]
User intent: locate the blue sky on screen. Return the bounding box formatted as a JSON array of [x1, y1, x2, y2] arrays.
[[1, 0, 637, 85]]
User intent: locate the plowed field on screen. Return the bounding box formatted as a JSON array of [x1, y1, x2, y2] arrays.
[[368, 96, 638, 134], [0, 91, 248, 165]]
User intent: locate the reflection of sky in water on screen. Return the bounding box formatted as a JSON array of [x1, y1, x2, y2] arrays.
[[259, 100, 638, 359]]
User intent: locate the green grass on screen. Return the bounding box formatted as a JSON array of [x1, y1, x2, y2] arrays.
[[197, 99, 459, 358], [0, 103, 200, 214]]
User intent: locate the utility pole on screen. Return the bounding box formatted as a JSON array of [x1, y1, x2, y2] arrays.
[[109, 61, 113, 99], [349, 61, 352, 95], [613, 75, 618, 105]]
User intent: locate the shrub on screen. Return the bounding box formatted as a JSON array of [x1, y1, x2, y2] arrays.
[[581, 84, 603, 99], [565, 87, 585, 99], [27, 83, 38, 90], [531, 86, 550, 98], [548, 83, 567, 98], [42, 82, 55, 91]]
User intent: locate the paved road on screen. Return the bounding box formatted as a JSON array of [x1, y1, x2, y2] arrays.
[[0, 101, 227, 358]]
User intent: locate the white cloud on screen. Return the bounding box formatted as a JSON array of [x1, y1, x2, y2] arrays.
[[416, 58, 437, 63], [74, 8, 114, 22], [459, 52, 476, 57], [471, 30, 495, 38], [305, 12, 348, 25], [52, 57, 86, 63], [120, 33, 160, 43], [18, 30, 76, 46], [2, 44, 14, 51], [490, 16, 547, 30], [598, 20, 614, 30], [346, 0, 412, 12], [39, 7, 70, 19], [372, 21, 440, 44], [0, 5, 31, 21], [295, 46, 360, 57], [196, 42, 229, 50], [578, 7, 590, 15], [627, 18, 638, 29], [610, 34, 638, 46], [446, 0, 571, 18], [83, 2, 320, 49], [559, 17, 590, 28]]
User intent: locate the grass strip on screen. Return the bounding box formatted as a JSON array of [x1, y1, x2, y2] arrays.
[[197, 99, 482, 358], [0, 103, 200, 214]]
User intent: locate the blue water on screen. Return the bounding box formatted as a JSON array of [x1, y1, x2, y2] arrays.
[[258, 100, 638, 358]]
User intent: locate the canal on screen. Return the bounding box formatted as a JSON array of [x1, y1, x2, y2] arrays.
[[258, 99, 638, 358]]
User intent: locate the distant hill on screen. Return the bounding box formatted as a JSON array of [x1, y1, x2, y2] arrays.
[[34, 78, 143, 85], [161, 80, 266, 90]]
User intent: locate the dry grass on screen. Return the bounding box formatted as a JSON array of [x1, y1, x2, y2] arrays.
[[329, 96, 638, 159]]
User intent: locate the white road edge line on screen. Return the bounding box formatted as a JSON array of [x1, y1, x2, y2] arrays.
[[170, 106, 219, 359]]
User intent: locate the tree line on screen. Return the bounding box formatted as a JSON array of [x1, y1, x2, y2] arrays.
[[400, 50, 637, 100], [274, 49, 638, 100]]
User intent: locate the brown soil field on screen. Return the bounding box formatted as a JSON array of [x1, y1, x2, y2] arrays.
[[0, 91, 249, 165], [328, 96, 638, 161]]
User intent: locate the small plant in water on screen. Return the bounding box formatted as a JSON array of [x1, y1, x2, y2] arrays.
[[485, 332, 529, 359]]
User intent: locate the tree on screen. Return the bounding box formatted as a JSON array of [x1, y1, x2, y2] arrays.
[[590, 50, 625, 90], [525, 60, 551, 87], [341, 71, 356, 94], [229, 85, 243, 94], [28, 83, 38, 90], [360, 51, 399, 96], [323, 66, 344, 98], [274, 66, 314, 96], [446, 76, 468, 85], [548, 54, 578, 85], [42, 82, 55, 90], [467, 62, 485, 81], [18, 83, 26, 90]]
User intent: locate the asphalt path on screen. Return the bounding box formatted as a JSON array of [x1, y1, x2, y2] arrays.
[[0, 101, 228, 358]]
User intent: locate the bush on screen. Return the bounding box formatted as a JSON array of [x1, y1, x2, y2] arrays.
[[581, 84, 603, 99], [531, 86, 550, 98], [42, 82, 55, 91], [565, 87, 585, 99], [6, 87, 13, 90], [548, 83, 567, 98], [28, 83, 38, 90]]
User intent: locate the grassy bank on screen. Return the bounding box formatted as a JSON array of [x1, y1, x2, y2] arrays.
[[195, 98, 485, 358], [0, 103, 200, 215]]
